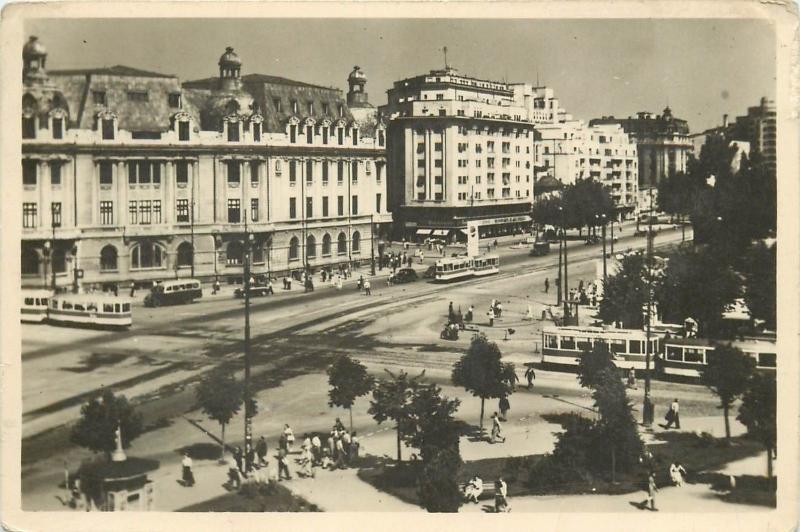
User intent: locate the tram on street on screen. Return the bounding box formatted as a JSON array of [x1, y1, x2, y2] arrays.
[[541, 325, 660, 370], [48, 294, 133, 328], [144, 279, 202, 307], [660, 336, 777, 379], [433, 255, 500, 282], [21, 289, 53, 323]]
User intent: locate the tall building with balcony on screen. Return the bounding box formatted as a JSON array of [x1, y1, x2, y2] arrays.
[[380, 67, 535, 242], [728, 97, 776, 170], [590, 107, 691, 190], [20, 37, 388, 290]]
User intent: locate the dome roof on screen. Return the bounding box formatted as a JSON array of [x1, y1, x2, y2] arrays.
[[348, 66, 366, 82], [23, 36, 46, 58], [219, 47, 242, 67]]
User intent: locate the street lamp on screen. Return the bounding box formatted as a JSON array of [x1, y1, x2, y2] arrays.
[[370, 213, 376, 276], [190, 199, 195, 278], [243, 211, 253, 473], [43, 240, 51, 290], [642, 194, 655, 427], [559, 205, 569, 319]]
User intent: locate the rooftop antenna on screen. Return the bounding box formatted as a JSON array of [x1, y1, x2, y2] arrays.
[[443, 46, 448, 69]]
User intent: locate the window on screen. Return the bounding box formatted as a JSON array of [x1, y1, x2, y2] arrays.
[[176, 199, 189, 223], [168, 93, 181, 108], [289, 124, 297, 143], [226, 241, 244, 265], [23, 203, 37, 228], [434, 159, 442, 168], [228, 199, 241, 223], [100, 245, 118, 271], [434, 142, 442, 151], [22, 116, 36, 139], [352, 129, 358, 146], [352, 231, 361, 253], [337, 232, 347, 254], [376, 193, 382, 213], [129, 201, 137, 224], [289, 236, 300, 260], [306, 197, 313, 218], [338, 127, 344, 145], [23, 160, 37, 185], [49, 161, 62, 185], [151, 200, 160, 224], [337, 196, 344, 216], [322, 196, 329, 217], [322, 161, 329, 183], [351, 195, 358, 215], [127, 91, 148, 102], [253, 122, 261, 142], [179, 121, 190, 141], [131, 242, 164, 269], [250, 161, 259, 186], [273, 98, 282, 112], [306, 160, 313, 182], [289, 160, 297, 183], [139, 200, 152, 224], [227, 161, 240, 185], [378, 130, 385, 147], [152, 164, 161, 185], [322, 127, 328, 144], [684, 348, 704, 364], [102, 119, 115, 140], [352, 161, 359, 182], [306, 125, 313, 144], [560, 336, 576, 350], [337, 161, 344, 182], [176, 161, 189, 185], [98, 161, 113, 185], [227, 122, 240, 142], [100, 201, 114, 225], [306, 235, 316, 258], [251, 199, 259, 221], [322, 233, 332, 256], [176, 242, 193, 268], [53, 118, 64, 139], [289, 197, 297, 219], [417, 143, 426, 154], [93, 91, 106, 105], [51, 202, 62, 227]]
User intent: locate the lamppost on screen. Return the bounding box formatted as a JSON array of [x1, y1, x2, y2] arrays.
[[190, 199, 195, 278], [50, 204, 58, 291], [600, 213, 607, 284], [643, 188, 655, 426], [242, 210, 253, 473], [559, 205, 569, 319], [610, 218, 615, 255], [370, 213, 376, 276], [43, 240, 51, 290]]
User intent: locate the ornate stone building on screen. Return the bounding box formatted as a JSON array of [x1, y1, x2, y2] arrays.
[[21, 36, 388, 290]]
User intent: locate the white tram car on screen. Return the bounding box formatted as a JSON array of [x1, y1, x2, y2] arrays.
[[48, 294, 133, 328], [434, 255, 499, 282], [660, 336, 776, 378], [541, 325, 660, 370], [21, 289, 53, 323]]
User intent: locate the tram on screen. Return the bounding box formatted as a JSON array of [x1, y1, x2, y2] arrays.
[[661, 336, 776, 378], [144, 279, 202, 307], [434, 255, 500, 282], [48, 294, 133, 328], [541, 325, 660, 370], [21, 289, 53, 323]]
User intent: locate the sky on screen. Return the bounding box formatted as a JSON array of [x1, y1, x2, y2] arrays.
[[25, 18, 776, 133]]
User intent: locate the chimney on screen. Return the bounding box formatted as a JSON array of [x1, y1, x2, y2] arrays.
[[722, 114, 729, 128]]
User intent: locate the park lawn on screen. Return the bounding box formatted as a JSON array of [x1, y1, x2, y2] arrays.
[[178, 481, 320, 512], [694, 473, 776, 508]]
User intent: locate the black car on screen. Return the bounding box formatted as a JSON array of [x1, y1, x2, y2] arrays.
[[423, 265, 436, 279], [530, 242, 551, 256], [393, 268, 418, 284], [234, 283, 274, 298]]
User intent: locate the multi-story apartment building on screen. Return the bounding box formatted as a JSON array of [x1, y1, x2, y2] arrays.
[[728, 97, 776, 171], [20, 36, 389, 290], [590, 107, 691, 191], [381, 67, 535, 242]]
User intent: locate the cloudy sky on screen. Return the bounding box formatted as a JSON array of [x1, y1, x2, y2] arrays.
[[25, 18, 775, 133]]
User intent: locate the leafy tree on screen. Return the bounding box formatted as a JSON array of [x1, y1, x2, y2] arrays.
[[700, 345, 756, 440], [737, 373, 777, 478], [532, 195, 564, 229], [327, 355, 375, 432], [591, 368, 643, 481], [404, 383, 461, 463], [416, 445, 463, 512], [368, 369, 424, 462], [742, 242, 776, 331], [597, 253, 650, 329], [451, 333, 516, 431], [195, 367, 243, 457], [562, 178, 615, 233], [70, 390, 144, 460], [577, 342, 617, 390]]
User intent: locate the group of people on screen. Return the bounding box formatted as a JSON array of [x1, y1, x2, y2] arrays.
[[357, 276, 372, 295], [463, 475, 510, 512], [567, 279, 601, 307], [381, 250, 414, 271]]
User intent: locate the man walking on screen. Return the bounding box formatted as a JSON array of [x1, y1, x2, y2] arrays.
[[643, 471, 658, 511], [525, 366, 536, 390], [664, 398, 681, 429], [277, 448, 292, 481], [544, 277, 549, 294], [498, 395, 510, 421], [181, 453, 195, 487], [256, 436, 268, 468], [364, 279, 371, 296]]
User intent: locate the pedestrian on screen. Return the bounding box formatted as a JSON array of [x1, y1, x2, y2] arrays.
[[300, 446, 315, 478], [494, 478, 509, 512], [464, 475, 484, 504], [349, 431, 360, 463], [266, 278, 274, 295], [642, 471, 658, 511], [448, 301, 455, 322], [669, 462, 687, 486], [419, 251, 425, 263], [490, 412, 506, 443], [487, 306, 495, 327], [578, 279, 584, 292], [341, 430, 352, 460], [334, 417, 346, 432], [181, 453, 195, 487], [234, 446, 245, 476], [129, 283, 136, 298], [544, 277, 549, 293], [214, 279, 221, 295], [357, 275, 364, 291], [311, 434, 322, 464], [227, 451, 242, 490], [525, 366, 536, 390], [627, 367, 637, 389], [277, 448, 292, 481], [664, 398, 680, 429], [278, 432, 288, 454], [320, 447, 334, 470], [283, 424, 295, 453], [499, 395, 510, 421], [366, 279, 372, 295], [256, 436, 268, 468], [334, 437, 347, 469]]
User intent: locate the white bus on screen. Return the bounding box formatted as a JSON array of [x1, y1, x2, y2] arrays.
[[49, 294, 132, 328], [21, 289, 53, 323], [542, 325, 660, 370], [434, 255, 500, 282]]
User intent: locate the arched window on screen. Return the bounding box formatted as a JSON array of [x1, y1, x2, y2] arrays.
[[352, 231, 361, 253], [131, 242, 165, 270], [289, 236, 300, 261], [337, 232, 347, 255], [226, 241, 244, 265], [176, 242, 193, 268], [306, 235, 316, 259], [322, 233, 332, 256], [21, 247, 39, 275], [100, 245, 118, 271]]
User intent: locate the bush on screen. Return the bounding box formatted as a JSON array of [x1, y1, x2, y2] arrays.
[[416, 446, 463, 512], [526, 454, 588, 492]]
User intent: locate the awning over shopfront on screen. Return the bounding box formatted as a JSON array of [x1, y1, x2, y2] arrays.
[[415, 229, 433, 236], [431, 229, 449, 236]]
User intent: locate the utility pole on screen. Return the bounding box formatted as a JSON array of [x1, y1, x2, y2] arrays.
[[243, 209, 253, 472], [643, 187, 655, 426], [610, 219, 615, 255], [601, 214, 607, 284], [370, 213, 376, 275], [190, 199, 195, 278], [562, 208, 569, 319], [51, 203, 58, 291]]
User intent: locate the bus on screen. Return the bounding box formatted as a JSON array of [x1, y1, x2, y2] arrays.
[[144, 279, 202, 307], [21, 289, 53, 323], [660, 336, 776, 379], [541, 325, 660, 370], [49, 294, 132, 328], [433, 255, 500, 282]]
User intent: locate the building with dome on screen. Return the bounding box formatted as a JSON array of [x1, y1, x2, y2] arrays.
[[20, 38, 388, 291]]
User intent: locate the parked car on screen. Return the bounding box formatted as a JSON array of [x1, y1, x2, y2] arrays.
[[393, 268, 419, 284], [234, 282, 273, 298]]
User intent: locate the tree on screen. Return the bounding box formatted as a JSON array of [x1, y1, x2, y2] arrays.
[[368, 369, 424, 462], [737, 373, 777, 478], [70, 390, 144, 460], [195, 367, 243, 457], [577, 342, 617, 390], [562, 178, 615, 233], [327, 355, 375, 432], [532, 195, 564, 229], [742, 242, 776, 331], [404, 383, 461, 463], [699, 344, 756, 440], [451, 333, 516, 431], [591, 368, 643, 481], [597, 252, 650, 329], [416, 446, 463, 512]]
